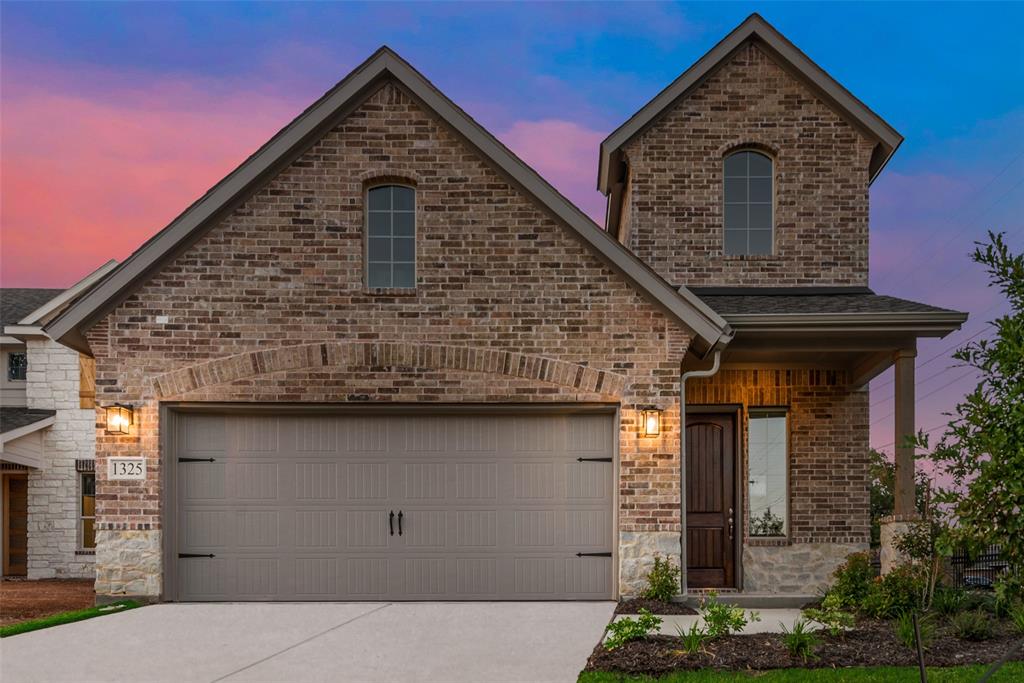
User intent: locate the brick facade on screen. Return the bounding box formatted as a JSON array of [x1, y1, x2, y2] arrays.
[[619, 42, 875, 287]]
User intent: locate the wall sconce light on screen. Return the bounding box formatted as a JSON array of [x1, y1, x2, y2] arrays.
[[105, 403, 134, 435], [640, 407, 662, 437]]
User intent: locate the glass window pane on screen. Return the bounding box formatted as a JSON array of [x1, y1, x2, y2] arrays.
[[724, 177, 747, 203], [748, 413, 787, 537], [724, 203, 746, 231], [392, 262, 415, 289], [368, 237, 391, 262], [749, 203, 772, 230], [368, 212, 390, 236], [724, 230, 747, 255], [724, 152, 748, 177], [393, 212, 414, 237], [392, 186, 415, 212], [367, 186, 391, 211], [749, 177, 772, 203], [393, 237, 415, 262], [83, 518, 96, 549], [748, 152, 772, 176], [367, 263, 391, 288], [748, 230, 773, 255], [7, 352, 27, 381]]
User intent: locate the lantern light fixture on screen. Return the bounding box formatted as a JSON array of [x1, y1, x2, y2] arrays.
[[640, 406, 662, 437], [105, 403, 134, 435]]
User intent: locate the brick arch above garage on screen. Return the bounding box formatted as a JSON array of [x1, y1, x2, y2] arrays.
[[150, 341, 630, 400]]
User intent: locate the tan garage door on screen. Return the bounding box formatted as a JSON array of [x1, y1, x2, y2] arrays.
[[170, 410, 615, 601]]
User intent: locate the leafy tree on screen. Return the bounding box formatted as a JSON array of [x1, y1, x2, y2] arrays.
[[868, 448, 927, 547]]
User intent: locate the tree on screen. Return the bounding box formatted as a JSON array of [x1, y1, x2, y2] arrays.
[[928, 232, 1024, 595], [868, 448, 927, 547]]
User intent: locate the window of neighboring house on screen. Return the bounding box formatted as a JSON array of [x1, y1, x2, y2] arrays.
[[724, 150, 773, 256], [80, 473, 96, 549], [366, 185, 416, 289], [747, 410, 788, 537], [7, 352, 27, 381]]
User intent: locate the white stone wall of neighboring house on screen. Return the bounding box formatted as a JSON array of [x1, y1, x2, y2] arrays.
[[25, 337, 95, 579]]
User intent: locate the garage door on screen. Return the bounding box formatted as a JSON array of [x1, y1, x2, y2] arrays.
[[171, 410, 615, 601]]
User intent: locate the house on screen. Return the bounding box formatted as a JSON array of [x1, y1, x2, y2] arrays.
[[1, 261, 117, 578], [44, 15, 966, 602]]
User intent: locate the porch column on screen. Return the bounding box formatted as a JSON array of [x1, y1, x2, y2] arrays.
[[881, 346, 917, 574]]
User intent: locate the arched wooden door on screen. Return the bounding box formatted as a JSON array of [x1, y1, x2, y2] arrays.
[[685, 414, 735, 588]]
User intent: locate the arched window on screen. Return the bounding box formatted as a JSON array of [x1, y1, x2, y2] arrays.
[[366, 184, 416, 289], [723, 150, 773, 256]]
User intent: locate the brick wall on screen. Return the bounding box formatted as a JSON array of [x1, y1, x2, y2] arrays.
[[620, 42, 875, 287]]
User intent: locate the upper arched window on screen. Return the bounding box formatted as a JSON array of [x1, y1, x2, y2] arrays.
[[723, 150, 773, 256], [366, 184, 416, 289]]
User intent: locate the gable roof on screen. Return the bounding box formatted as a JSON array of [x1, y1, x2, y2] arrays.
[[45, 47, 732, 359], [1, 289, 63, 328], [597, 13, 903, 198]]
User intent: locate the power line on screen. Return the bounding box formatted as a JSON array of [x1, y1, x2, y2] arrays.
[[875, 421, 949, 451], [870, 367, 979, 427]]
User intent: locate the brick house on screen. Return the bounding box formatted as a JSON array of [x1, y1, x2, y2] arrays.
[[46, 15, 965, 602]]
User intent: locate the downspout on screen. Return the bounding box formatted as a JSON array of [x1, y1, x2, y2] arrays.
[[679, 348, 723, 596]]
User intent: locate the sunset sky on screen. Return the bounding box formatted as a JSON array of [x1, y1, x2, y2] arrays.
[[1, 2, 1021, 454]]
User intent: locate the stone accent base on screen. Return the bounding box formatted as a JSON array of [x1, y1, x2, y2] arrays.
[[619, 531, 681, 597], [879, 516, 917, 574], [742, 542, 866, 593], [95, 530, 161, 598]]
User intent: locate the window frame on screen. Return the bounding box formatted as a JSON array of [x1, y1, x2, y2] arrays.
[[722, 149, 775, 257], [7, 351, 27, 382], [80, 472, 96, 550], [364, 183, 417, 291], [746, 408, 790, 540]]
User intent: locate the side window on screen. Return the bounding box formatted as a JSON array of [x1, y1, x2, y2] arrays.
[[724, 150, 773, 256], [7, 351, 27, 381], [747, 410, 787, 537], [81, 473, 96, 549], [366, 185, 416, 289]]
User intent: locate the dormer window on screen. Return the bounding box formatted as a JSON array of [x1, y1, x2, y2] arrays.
[[724, 150, 773, 256], [366, 184, 416, 289]]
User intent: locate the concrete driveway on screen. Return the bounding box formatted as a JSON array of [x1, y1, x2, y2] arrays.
[[0, 601, 613, 683]]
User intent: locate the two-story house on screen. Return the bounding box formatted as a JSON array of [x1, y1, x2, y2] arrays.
[[45, 15, 966, 603]]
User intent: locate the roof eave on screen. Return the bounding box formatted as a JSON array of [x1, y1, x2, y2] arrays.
[[724, 311, 969, 337]]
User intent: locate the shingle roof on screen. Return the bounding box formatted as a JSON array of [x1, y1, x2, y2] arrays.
[[0, 407, 56, 435], [0, 289, 63, 328], [689, 287, 960, 316]]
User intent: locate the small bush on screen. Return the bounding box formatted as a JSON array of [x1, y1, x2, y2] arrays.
[[861, 564, 926, 619], [780, 619, 820, 662], [931, 587, 967, 616], [894, 611, 935, 650], [675, 622, 707, 655], [643, 555, 681, 603], [803, 594, 855, 637], [827, 551, 875, 610], [1009, 601, 1024, 634], [604, 608, 662, 650], [950, 610, 995, 641], [698, 591, 759, 638], [962, 590, 1000, 616]]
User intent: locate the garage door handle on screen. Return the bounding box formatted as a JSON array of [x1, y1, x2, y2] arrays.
[[179, 553, 215, 558], [389, 511, 394, 536], [178, 458, 216, 463], [577, 457, 612, 462], [398, 510, 403, 536], [576, 552, 612, 557]]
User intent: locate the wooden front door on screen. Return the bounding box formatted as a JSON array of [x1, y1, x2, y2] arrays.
[[3, 474, 29, 576], [685, 414, 735, 588]]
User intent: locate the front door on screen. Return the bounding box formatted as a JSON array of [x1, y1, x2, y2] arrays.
[[685, 414, 735, 588], [3, 474, 29, 576]]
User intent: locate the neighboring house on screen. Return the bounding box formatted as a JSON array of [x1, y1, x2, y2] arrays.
[[1, 261, 117, 578], [45, 15, 966, 603]]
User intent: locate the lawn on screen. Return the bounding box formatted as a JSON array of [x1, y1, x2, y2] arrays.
[[0, 600, 140, 638], [578, 662, 1024, 682]]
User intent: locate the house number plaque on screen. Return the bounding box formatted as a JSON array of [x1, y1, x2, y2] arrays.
[[108, 457, 147, 480]]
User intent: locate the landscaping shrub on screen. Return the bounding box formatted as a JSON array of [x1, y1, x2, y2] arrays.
[[675, 622, 707, 655], [950, 610, 995, 641], [698, 591, 759, 638], [642, 555, 680, 603], [961, 590, 1001, 616], [1009, 601, 1024, 634], [803, 593, 855, 636], [861, 564, 926, 619], [931, 586, 967, 616], [604, 609, 662, 650], [827, 551, 875, 610], [895, 611, 935, 650], [780, 619, 821, 662]]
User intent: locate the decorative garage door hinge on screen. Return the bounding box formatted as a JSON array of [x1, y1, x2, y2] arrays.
[[575, 552, 612, 557], [178, 457, 216, 463], [576, 457, 612, 462], [178, 553, 215, 558]]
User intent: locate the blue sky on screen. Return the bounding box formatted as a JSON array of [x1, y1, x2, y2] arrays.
[[2, 1, 1022, 452]]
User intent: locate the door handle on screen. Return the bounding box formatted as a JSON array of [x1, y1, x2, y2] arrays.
[[727, 507, 734, 542], [398, 510, 403, 536], [389, 510, 394, 536]]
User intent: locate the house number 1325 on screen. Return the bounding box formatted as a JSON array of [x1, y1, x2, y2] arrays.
[[108, 458, 146, 480]]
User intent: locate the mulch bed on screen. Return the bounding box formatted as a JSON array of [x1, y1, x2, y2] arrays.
[[585, 619, 1024, 676], [615, 598, 697, 615], [0, 579, 95, 626]]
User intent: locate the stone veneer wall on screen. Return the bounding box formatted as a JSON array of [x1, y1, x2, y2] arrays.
[[687, 368, 871, 593], [25, 338, 95, 579], [87, 82, 694, 600]]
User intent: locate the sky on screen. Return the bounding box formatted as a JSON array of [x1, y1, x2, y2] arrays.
[[1, 2, 1022, 456]]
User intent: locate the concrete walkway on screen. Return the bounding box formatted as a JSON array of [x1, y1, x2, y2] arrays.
[[613, 608, 806, 635], [1, 601, 614, 683]]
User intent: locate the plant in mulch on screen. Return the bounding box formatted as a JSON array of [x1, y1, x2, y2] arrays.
[[895, 611, 936, 650], [675, 621, 708, 655], [950, 610, 996, 641], [826, 551, 875, 611], [1009, 601, 1024, 634], [780, 618, 821, 662], [803, 593, 855, 636], [698, 591, 759, 638], [931, 586, 968, 616], [603, 608, 662, 650], [861, 563, 927, 619], [642, 555, 680, 602]]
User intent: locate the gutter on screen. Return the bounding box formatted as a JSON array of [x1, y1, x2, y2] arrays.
[[679, 349, 723, 596], [724, 311, 968, 336]]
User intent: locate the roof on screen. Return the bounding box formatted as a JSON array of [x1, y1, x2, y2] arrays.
[[1, 289, 63, 328], [597, 13, 903, 199], [0, 408, 56, 436], [45, 47, 732, 358]]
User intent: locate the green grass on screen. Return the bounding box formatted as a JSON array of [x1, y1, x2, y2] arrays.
[[0, 600, 140, 638], [578, 662, 1024, 683]]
